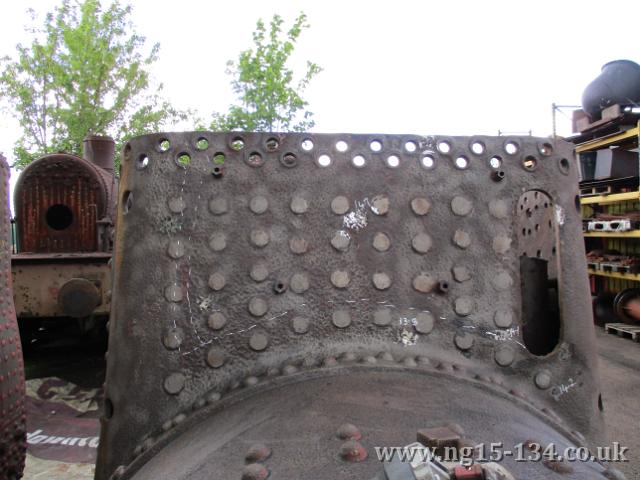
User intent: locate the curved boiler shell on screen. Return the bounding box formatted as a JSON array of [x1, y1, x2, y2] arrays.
[[0, 155, 26, 478], [581, 59, 640, 119], [14, 153, 114, 253]]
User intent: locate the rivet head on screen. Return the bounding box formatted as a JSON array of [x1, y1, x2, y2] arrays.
[[452, 266, 471, 282], [206, 347, 225, 368], [403, 357, 417, 367], [410, 197, 431, 216], [336, 423, 362, 440], [373, 309, 392, 327], [371, 194, 389, 215], [489, 199, 509, 219], [245, 443, 272, 463], [244, 376, 259, 387], [206, 391, 221, 404], [290, 273, 310, 293], [208, 232, 227, 251], [163, 372, 185, 395], [372, 232, 391, 252], [162, 328, 184, 350], [494, 345, 515, 367], [248, 297, 268, 317], [292, 316, 310, 334], [454, 332, 474, 351], [451, 196, 473, 216], [340, 440, 368, 462], [208, 273, 226, 291], [249, 195, 269, 214], [168, 196, 186, 213], [331, 230, 351, 251], [412, 232, 433, 254], [332, 310, 351, 328], [207, 312, 227, 330], [250, 229, 270, 248], [250, 263, 269, 282], [454, 296, 474, 316], [534, 370, 552, 390], [494, 309, 513, 328], [289, 236, 309, 254], [290, 196, 308, 214], [249, 332, 270, 351], [453, 229, 471, 249], [331, 270, 350, 289], [241, 463, 269, 480], [414, 312, 434, 334], [413, 273, 436, 293], [283, 364, 298, 374], [379, 352, 394, 362], [492, 235, 512, 255], [372, 272, 392, 290], [164, 284, 183, 302], [208, 197, 228, 215], [331, 196, 350, 214], [492, 271, 513, 291], [167, 239, 185, 259]]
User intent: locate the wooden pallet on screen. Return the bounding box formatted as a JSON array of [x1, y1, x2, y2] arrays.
[[605, 323, 640, 342]]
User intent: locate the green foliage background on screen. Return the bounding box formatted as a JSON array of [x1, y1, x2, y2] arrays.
[[0, 2, 321, 169]]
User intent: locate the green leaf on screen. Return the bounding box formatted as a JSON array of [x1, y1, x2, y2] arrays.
[[0, 0, 188, 169], [211, 12, 322, 133]]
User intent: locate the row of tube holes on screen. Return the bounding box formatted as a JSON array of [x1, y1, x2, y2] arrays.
[[135, 136, 564, 173]]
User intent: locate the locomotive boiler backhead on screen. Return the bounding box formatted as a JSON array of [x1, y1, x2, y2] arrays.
[[96, 132, 623, 480]]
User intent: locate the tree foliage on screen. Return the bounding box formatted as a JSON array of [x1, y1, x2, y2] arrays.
[[212, 13, 322, 132], [0, 0, 185, 168]]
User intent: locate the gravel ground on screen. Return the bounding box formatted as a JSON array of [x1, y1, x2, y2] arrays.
[[597, 327, 640, 479]]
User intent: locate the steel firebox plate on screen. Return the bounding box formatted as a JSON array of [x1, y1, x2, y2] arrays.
[[97, 133, 605, 480]]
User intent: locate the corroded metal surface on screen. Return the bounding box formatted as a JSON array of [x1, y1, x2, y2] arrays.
[[11, 254, 111, 318], [97, 133, 606, 479], [0, 155, 26, 478], [14, 152, 116, 253]]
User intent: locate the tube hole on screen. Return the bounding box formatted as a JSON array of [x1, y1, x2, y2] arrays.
[[46, 204, 73, 230]]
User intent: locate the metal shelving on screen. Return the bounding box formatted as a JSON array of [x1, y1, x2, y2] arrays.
[[578, 121, 640, 286], [584, 231, 640, 238], [587, 268, 640, 281]]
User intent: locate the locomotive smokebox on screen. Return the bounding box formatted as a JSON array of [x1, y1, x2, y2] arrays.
[[83, 135, 115, 171], [581, 59, 640, 119]]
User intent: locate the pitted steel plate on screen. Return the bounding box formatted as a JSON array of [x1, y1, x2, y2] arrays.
[[0, 156, 26, 478], [97, 133, 603, 480]]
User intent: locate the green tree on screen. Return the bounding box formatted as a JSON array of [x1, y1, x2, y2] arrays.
[[0, 0, 186, 168], [212, 13, 322, 132]]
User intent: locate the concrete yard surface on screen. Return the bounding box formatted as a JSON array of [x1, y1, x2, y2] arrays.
[[597, 327, 640, 479]]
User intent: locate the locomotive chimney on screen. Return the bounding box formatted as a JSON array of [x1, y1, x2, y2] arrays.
[[83, 135, 115, 171]]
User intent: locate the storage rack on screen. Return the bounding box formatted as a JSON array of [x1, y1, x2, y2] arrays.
[[576, 121, 640, 294]]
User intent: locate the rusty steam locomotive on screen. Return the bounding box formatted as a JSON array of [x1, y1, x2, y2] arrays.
[[11, 135, 117, 326], [0, 131, 628, 480]]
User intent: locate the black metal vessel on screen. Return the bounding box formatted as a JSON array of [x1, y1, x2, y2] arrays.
[[582, 60, 640, 119]]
